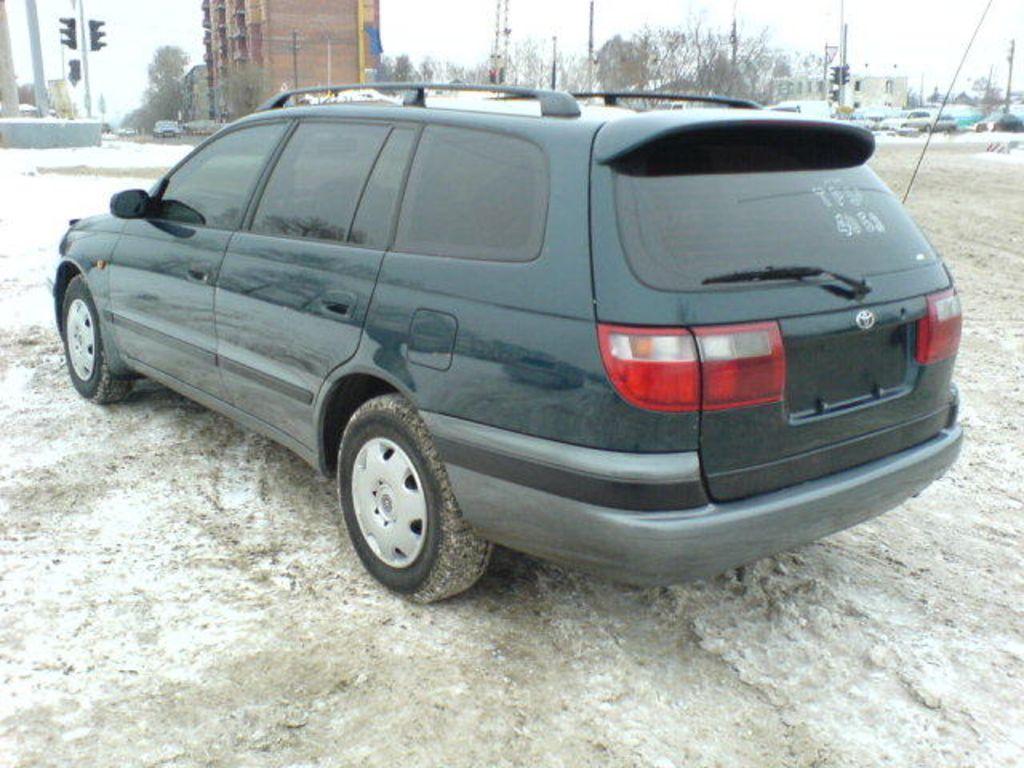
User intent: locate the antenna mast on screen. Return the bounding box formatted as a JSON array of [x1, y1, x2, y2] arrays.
[[490, 0, 511, 84]]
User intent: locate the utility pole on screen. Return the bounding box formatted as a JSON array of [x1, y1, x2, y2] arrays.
[[839, 23, 848, 109], [823, 42, 829, 103], [326, 34, 332, 84], [550, 35, 557, 90], [0, 0, 19, 117], [587, 1, 595, 89], [730, 2, 738, 67], [24, 0, 50, 116], [291, 30, 299, 88], [837, 0, 846, 108], [1007, 39, 1016, 113], [77, 0, 91, 117], [356, 0, 365, 84]]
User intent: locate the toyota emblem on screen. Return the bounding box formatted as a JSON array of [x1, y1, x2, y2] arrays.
[[855, 310, 876, 331]]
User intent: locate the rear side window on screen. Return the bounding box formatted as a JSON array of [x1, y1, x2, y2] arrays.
[[155, 123, 286, 230], [394, 127, 548, 262], [252, 121, 390, 243], [349, 128, 416, 248], [612, 131, 934, 291]]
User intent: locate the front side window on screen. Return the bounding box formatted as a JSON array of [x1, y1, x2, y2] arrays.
[[394, 126, 548, 262], [251, 121, 390, 243], [154, 123, 286, 229]]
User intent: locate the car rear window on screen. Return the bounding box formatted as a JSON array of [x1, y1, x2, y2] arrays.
[[394, 126, 548, 262], [612, 139, 935, 291]]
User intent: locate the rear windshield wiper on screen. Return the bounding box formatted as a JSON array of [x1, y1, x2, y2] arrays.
[[702, 265, 872, 300]]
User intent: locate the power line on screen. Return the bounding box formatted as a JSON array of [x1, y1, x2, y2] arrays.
[[903, 0, 994, 203]]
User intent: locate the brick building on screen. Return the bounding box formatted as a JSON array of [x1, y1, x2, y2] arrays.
[[203, 0, 381, 118], [182, 65, 211, 122]]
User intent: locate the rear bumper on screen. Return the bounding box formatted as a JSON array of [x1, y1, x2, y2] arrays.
[[427, 413, 962, 585]]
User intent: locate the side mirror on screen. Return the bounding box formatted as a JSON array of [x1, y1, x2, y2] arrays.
[[110, 189, 151, 219]]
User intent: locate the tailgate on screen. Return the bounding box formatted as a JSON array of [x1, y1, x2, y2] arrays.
[[589, 113, 958, 501]]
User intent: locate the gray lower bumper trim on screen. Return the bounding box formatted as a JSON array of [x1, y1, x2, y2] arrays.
[[445, 425, 963, 586], [423, 412, 707, 511]]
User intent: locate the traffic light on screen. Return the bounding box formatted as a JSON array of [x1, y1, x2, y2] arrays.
[[59, 17, 77, 50], [89, 20, 107, 52], [829, 65, 851, 87], [68, 59, 81, 87]]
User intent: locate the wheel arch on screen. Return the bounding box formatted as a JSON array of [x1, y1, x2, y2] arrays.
[[54, 260, 85, 337], [316, 371, 405, 476]]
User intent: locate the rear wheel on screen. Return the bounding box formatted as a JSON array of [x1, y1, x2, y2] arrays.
[[337, 394, 491, 602], [61, 277, 132, 404]]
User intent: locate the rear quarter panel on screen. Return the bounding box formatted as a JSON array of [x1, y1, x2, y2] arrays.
[[359, 119, 700, 452]]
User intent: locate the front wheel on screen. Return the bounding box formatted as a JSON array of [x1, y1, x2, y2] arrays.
[[61, 276, 133, 404], [337, 395, 492, 603]]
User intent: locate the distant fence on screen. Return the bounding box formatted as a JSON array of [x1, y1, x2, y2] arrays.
[[0, 119, 102, 148]]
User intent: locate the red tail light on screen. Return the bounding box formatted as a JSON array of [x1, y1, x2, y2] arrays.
[[694, 322, 787, 410], [916, 289, 962, 365], [597, 321, 786, 412], [597, 325, 701, 411]]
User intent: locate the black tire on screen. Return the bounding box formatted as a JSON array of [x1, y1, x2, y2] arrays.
[[61, 276, 133, 404], [337, 394, 492, 603]]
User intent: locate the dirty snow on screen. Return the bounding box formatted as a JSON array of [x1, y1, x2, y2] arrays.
[[0, 139, 1022, 767]]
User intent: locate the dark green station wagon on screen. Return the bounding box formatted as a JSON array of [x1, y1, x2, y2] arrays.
[[52, 84, 962, 602]]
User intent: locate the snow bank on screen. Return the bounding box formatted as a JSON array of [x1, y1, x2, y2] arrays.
[[0, 139, 192, 176]]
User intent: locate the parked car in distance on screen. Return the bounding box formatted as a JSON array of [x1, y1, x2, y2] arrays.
[[850, 107, 898, 131], [51, 84, 963, 602], [153, 120, 182, 138], [974, 111, 1024, 133], [880, 109, 958, 134], [184, 119, 220, 136]]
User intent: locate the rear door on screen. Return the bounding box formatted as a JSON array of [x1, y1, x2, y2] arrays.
[[108, 122, 287, 396], [215, 120, 417, 446], [590, 119, 958, 500]]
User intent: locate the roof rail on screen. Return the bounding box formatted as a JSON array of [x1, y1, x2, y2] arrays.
[[256, 82, 582, 118], [572, 91, 761, 110]]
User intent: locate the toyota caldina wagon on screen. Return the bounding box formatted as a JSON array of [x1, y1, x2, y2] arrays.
[[52, 85, 962, 602]]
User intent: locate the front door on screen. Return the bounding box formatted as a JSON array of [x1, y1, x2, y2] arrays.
[[108, 122, 288, 397]]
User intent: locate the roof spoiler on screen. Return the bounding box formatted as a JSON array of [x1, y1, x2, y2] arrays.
[[594, 112, 875, 168]]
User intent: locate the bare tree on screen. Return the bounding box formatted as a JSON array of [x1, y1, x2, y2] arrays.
[[223, 63, 267, 118], [126, 46, 190, 130], [380, 54, 418, 82], [592, 17, 795, 103]]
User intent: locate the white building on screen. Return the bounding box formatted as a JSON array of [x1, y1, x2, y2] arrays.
[[851, 75, 908, 109], [772, 74, 908, 110]]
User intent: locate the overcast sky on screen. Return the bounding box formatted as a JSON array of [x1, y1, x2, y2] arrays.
[[6, 0, 1021, 121]]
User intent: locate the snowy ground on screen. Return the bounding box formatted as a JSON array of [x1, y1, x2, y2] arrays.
[[0, 140, 1022, 767]]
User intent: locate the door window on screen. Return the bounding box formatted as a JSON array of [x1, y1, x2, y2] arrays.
[[154, 123, 286, 230], [251, 121, 391, 243], [349, 128, 416, 249]]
